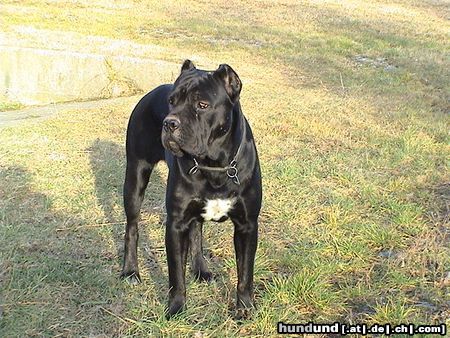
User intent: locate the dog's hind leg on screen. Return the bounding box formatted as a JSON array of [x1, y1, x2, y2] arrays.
[[121, 159, 153, 284], [189, 221, 213, 282]]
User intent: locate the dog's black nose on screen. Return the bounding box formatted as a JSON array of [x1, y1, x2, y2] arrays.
[[163, 117, 180, 132]]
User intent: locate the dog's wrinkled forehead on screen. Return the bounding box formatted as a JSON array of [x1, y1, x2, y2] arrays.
[[170, 60, 242, 106], [171, 69, 223, 104]]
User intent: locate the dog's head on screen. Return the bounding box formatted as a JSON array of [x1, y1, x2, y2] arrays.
[[162, 60, 242, 158]]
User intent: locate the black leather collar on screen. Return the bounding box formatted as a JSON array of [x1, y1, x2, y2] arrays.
[[188, 117, 246, 185]]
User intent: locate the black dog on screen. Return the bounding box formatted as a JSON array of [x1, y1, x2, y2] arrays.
[[121, 60, 262, 318]]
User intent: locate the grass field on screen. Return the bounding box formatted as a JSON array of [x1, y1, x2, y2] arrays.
[[1, 0, 449, 336]]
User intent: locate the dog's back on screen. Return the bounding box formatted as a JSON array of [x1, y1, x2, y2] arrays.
[[125, 84, 172, 165]]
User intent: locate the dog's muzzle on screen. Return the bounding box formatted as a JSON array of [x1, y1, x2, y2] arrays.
[[162, 117, 184, 157], [163, 116, 180, 133]]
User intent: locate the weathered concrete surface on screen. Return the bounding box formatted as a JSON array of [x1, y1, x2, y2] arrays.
[[0, 26, 212, 106], [0, 46, 175, 105]]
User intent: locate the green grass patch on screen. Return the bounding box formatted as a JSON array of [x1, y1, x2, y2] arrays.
[[0, 102, 24, 111]]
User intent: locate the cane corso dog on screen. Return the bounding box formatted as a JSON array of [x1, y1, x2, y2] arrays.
[[121, 60, 262, 319]]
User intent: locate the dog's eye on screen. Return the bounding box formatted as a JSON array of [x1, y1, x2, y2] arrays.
[[168, 97, 174, 105], [197, 101, 209, 109]]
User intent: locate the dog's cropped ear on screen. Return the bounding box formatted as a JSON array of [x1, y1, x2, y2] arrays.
[[214, 64, 242, 102], [181, 59, 196, 73]]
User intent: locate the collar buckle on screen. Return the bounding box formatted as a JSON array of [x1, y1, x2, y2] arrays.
[[226, 160, 240, 185], [188, 158, 199, 175]]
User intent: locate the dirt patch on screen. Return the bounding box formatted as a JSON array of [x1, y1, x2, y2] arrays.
[[353, 55, 397, 71], [0, 96, 139, 128]]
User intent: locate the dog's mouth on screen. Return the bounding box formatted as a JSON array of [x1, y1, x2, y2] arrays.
[[162, 129, 209, 159], [162, 133, 184, 157], [166, 140, 184, 157]]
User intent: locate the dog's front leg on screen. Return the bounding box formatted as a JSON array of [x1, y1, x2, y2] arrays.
[[233, 219, 258, 319], [165, 221, 189, 318]]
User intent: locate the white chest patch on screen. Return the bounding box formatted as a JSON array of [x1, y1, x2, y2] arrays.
[[202, 198, 235, 221]]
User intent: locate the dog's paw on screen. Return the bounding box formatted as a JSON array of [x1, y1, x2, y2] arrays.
[[234, 307, 252, 321], [166, 298, 186, 319], [120, 271, 141, 285], [234, 295, 255, 321], [194, 270, 213, 283]]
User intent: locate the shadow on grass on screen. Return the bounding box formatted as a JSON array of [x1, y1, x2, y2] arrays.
[[0, 166, 52, 335], [0, 165, 124, 336], [88, 139, 168, 303]]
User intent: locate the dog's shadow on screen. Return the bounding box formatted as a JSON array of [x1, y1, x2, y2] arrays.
[[88, 139, 167, 300]]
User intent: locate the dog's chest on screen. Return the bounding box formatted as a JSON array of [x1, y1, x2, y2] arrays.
[[201, 198, 236, 221]]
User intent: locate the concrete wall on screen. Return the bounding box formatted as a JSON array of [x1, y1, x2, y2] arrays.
[[0, 46, 176, 106]]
